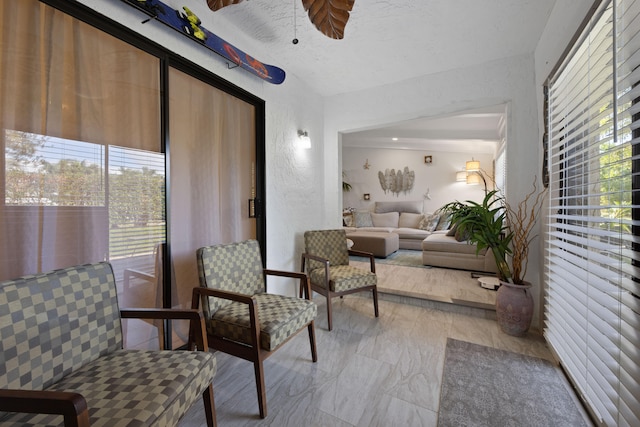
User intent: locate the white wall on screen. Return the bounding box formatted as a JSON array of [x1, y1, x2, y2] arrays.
[[342, 147, 492, 212]]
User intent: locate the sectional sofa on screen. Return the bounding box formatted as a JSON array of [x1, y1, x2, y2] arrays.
[[344, 200, 497, 273]]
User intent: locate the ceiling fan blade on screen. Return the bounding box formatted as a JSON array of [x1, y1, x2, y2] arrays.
[[206, 0, 245, 12], [302, 0, 355, 39]]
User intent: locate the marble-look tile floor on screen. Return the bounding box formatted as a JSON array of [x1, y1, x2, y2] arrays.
[[179, 293, 559, 426]]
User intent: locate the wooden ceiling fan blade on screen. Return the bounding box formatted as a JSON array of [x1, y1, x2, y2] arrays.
[[206, 0, 245, 12], [302, 0, 355, 39]]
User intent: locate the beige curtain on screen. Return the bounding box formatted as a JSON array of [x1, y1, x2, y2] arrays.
[[169, 67, 256, 315], [0, 0, 160, 279]]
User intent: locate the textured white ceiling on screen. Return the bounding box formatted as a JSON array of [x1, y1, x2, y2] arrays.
[[177, 0, 557, 97], [160, 0, 556, 148]]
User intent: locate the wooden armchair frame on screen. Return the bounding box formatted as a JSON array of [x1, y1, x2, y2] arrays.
[[0, 308, 216, 427], [192, 269, 317, 419], [301, 248, 379, 331]]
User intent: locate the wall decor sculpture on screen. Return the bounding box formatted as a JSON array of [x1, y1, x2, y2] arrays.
[[378, 167, 415, 196]]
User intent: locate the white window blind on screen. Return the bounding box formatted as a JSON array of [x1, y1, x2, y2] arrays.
[[546, 1, 640, 426]]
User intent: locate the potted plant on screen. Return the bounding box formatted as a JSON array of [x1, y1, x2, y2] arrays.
[[443, 183, 546, 336], [342, 171, 352, 192]]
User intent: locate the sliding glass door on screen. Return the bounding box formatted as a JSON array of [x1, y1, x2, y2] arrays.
[[1, 0, 263, 349]]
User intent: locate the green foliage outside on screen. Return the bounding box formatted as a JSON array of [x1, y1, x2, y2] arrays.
[[4, 131, 166, 259]]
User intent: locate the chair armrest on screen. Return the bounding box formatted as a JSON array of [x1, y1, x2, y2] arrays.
[[263, 269, 312, 300], [119, 308, 208, 351], [191, 287, 256, 305], [301, 252, 330, 266], [191, 287, 261, 349], [0, 389, 90, 427], [300, 253, 331, 291], [348, 249, 376, 273]]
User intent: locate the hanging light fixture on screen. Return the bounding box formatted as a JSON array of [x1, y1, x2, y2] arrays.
[[466, 173, 482, 185], [466, 158, 480, 172], [456, 170, 467, 182]]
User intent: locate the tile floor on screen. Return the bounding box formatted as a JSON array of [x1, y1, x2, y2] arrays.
[[179, 279, 563, 426]]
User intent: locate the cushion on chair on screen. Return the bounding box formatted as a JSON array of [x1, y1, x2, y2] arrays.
[[197, 240, 266, 314], [308, 265, 377, 292], [207, 293, 317, 351], [303, 229, 350, 272], [0, 350, 216, 426]]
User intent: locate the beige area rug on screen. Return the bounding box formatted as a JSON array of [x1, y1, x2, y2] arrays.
[[350, 253, 497, 309], [438, 339, 589, 427]]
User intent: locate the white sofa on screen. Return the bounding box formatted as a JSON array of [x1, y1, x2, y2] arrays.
[[344, 200, 498, 273], [344, 201, 437, 250]]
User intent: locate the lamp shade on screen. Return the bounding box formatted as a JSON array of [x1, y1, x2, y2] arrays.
[[466, 173, 482, 185], [466, 159, 480, 172], [456, 171, 467, 182]]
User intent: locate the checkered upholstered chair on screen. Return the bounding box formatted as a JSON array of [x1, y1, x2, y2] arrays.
[[192, 239, 318, 419], [302, 228, 379, 331], [0, 262, 217, 427]]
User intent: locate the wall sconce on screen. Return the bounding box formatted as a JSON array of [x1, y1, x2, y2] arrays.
[[297, 130, 311, 149], [363, 193, 370, 201]]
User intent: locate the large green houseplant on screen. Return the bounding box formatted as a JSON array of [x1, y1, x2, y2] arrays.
[[443, 184, 546, 336], [443, 184, 545, 285]]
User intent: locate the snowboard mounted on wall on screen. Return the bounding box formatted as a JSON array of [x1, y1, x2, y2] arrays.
[[121, 0, 286, 84]]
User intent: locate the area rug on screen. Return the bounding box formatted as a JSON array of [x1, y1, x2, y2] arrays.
[[350, 249, 430, 269], [438, 339, 588, 427]]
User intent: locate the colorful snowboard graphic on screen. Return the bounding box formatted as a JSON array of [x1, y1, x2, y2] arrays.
[[122, 0, 286, 84]]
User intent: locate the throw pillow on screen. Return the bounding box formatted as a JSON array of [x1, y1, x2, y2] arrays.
[[343, 213, 354, 227], [455, 226, 471, 242], [446, 221, 459, 236], [371, 212, 399, 228], [399, 212, 423, 228], [353, 211, 373, 227], [435, 213, 452, 231], [419, 213, 440, 231]]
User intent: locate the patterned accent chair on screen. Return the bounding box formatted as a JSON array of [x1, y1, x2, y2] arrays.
[[192, 240, 318, 419], [302, 228, 379, 331], [0, 262, 217, 427]]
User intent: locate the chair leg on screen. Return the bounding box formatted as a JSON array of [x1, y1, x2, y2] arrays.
[[253, 359, 267, 418], [326, 294, 333, 331], [202, 384, 217, 427], [308, 321, 318, 362], [372, 287, 379, 318]]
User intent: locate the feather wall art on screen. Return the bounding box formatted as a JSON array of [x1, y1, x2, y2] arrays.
[[378, 167, 414, 196]]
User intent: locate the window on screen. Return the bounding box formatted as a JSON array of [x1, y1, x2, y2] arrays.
[[545, 1, 640, 425]]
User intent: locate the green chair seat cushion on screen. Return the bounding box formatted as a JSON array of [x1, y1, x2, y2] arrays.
[[0, 349, 216, 426], [207, 292, 317, 351], [309, 265, 377, 292]]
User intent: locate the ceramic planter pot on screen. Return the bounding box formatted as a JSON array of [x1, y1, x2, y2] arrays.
[[496, 281, 533, 336]]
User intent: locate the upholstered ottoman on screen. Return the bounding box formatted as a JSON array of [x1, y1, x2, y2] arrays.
[[347, 231, 399, 258]]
